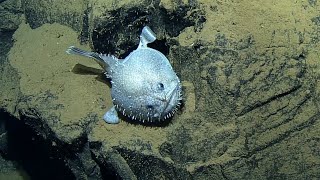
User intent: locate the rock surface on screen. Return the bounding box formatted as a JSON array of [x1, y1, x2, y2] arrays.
[[1, 0, 320, 179]]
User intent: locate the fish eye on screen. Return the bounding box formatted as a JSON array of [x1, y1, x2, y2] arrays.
[[157, 83, 164, 91], [146, 105, 154, 110]]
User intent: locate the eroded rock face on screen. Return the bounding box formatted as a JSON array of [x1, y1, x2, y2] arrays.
[[1, 0, 320, 179], [0, 0, 23, 31]]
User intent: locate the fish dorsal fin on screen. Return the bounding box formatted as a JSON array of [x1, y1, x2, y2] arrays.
[[138, 26, 156, 48]]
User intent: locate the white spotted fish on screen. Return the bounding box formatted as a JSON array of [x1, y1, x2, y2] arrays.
[[66, 26, 182, 124]]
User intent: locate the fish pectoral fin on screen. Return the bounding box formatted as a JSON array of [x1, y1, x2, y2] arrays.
[[103, 106, 119, 124]]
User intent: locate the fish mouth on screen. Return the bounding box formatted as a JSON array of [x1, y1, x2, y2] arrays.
[[162, 83, 181, 116]]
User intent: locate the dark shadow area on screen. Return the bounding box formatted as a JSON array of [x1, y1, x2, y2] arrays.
[[0, 109, 75, 180], [0, 30, 15, 61], [71, 63, 112, 87], [91, 3, 205, 58], [89, 144, 122, 180]]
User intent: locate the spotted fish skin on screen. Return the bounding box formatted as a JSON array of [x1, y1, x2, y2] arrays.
[[66, 26, 182, 124]]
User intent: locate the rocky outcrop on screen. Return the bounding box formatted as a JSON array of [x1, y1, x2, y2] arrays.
[[0, 0, 23, 32]]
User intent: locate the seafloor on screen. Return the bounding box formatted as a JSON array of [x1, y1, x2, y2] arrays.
[[0, 0, 320, 179]]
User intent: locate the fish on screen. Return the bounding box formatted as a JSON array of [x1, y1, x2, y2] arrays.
[[66, 26, 182, 124]]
